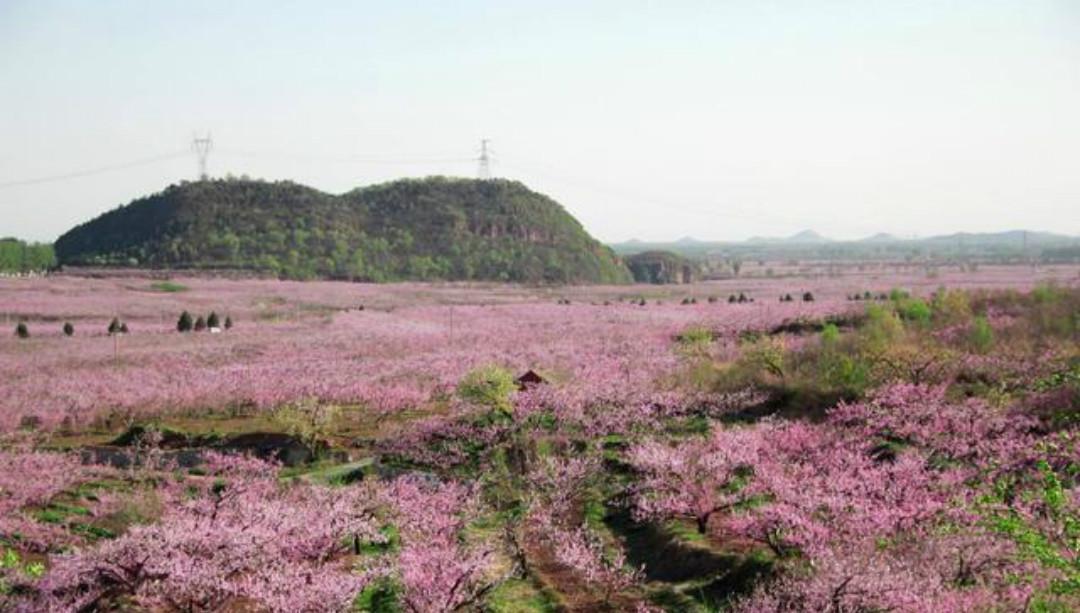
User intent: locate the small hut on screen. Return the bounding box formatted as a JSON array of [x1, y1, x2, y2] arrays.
[[515, 369, 547, 391]]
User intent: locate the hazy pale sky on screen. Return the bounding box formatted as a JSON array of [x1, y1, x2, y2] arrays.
[[2, 0, 1078, 243]]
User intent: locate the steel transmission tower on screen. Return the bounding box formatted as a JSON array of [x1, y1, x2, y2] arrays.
[[477, 138, 492, 180], [191, 133, 213, 180]]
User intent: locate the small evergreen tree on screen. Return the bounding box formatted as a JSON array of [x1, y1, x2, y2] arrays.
[[194, 316, 207, 332], [63, 322, 74, 336], [108, 317, 121, 335], [177, 311, 193, 332], [207, 312, 220, 329], [803, 292, 815, 302], [224, 315, 233, 330], [15, 322, 29, 339], [119, 322, 129, 334]]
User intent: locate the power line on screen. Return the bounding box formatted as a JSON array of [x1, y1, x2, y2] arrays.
[[214, 147, 474, 165], [0, 151, 189, 190], [0, 145, 477, 192], [497, 153, 888, 237]]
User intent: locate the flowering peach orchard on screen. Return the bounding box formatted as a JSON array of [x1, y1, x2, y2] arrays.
[[1, 265, 1078, 611]]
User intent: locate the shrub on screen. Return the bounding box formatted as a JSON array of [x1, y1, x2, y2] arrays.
[[931, 288, 972, 326], [224, 315, 233, 330], [194, 316, 207, 332], [62, 322, 74, 336], [1027, 283, 1079, 340], [820, 323, 841, 346], [119, 322, 129, 334], [677, 326, 713, 358], [740, 337, 787, 381], [820, 353, 871, 394], [107, 317, 121, 335], [860, 305, 904, 352], [896, 298, 932, 326], [969, 316, 994, 354], [457, 365, 517, 415], [15, 322, 28, 339], [177, 311, 193, 332], [207, 312, 220, 329], [802, 292, 814, 302]]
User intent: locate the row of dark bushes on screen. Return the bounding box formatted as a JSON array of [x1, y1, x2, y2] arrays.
[[14, 318, 128, 339], [12, 312, 235, 338], [177, 311, 232, 333]]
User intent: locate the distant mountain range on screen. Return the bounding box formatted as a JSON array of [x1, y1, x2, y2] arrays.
[[611, 229, 1080, 259]]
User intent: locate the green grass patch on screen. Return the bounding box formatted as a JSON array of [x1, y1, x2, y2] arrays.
[[69, 523, 116, 540], [354, 577, 402, 612], [486, 578, 560, 612], [584, 498, 608, 532], [281, 458, 374, 485], [148, 281, 188, 293], [358, 525, 399, 556], [664, 518, 710, 545]]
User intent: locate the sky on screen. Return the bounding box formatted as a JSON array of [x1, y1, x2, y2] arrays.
[[1, 0, 1078, 243]]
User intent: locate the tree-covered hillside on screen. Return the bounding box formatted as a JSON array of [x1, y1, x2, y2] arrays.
[[54, 177, 631, 284], [624, 250, 697, 284]]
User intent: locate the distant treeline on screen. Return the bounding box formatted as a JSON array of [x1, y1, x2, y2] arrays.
[[0, 238, 55, 273]]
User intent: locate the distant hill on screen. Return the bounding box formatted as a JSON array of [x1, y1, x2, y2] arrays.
[[787, 229, 831, 243], [746, 229, 832, 244], [54, 177, 632, 284], [859, 232, 902, 243], [624, 250, 697, 284]]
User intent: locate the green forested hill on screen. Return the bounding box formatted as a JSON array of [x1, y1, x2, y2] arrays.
[[54, 177, 631, 283], [624, 250, 697, 284]]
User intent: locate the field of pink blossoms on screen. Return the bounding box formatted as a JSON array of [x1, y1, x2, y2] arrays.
[[1, 264, 1078, 612], [3, 265, 1074, 432]]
